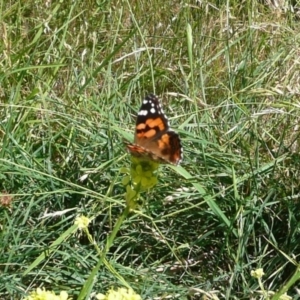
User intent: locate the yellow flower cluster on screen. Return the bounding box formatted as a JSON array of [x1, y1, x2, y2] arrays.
[[250, 268, 265, 279], [96, 287, 141, 300], [130, 156, 159, 189], [23, 288, 68, 300], [75, 215, 91, 229]]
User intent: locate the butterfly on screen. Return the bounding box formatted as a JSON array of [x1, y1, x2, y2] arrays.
[[126, 94, 183, 165]]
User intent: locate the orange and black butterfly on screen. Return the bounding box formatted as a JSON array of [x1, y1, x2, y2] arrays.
[[126, 94, 183, 165]]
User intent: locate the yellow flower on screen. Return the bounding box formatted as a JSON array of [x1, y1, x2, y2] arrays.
[[23, 288, 68, 300], [251, 268, 265, 279], [96, 287, 141, 300], [75, 215, 91, 229]]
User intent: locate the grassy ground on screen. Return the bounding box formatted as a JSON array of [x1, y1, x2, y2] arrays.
[[1, 0, 300, 299]]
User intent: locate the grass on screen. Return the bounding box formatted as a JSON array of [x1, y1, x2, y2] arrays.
[[1, 0, 300, 299]]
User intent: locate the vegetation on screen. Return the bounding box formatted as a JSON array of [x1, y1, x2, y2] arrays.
[[1, 0, 300, 299]]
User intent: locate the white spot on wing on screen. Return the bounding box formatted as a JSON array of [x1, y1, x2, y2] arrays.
[[143, 100, 148, 104], [138, 110, 148, 116], [150, 108, 156, 114]]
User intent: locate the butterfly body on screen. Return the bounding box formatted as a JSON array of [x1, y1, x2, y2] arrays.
[[126, 94, 182, 165]]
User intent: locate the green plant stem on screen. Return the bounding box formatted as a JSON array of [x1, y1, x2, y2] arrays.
[[106, 205, 131, 252], [78, 205, 131, 300], [272, 266, 300, 300]]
